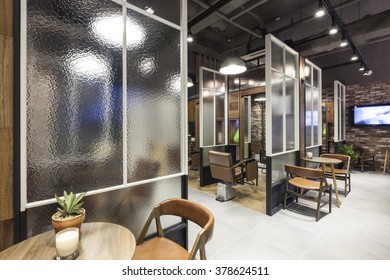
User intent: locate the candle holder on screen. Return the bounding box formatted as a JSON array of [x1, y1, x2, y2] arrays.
[[55, 227, 80, 260]]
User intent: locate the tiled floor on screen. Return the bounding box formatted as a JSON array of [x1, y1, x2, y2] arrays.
[[188, 170, 390, 260]]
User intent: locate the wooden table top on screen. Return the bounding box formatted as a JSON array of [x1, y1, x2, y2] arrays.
[[0, 222, 136, 260], [303, 156, 342, 165]]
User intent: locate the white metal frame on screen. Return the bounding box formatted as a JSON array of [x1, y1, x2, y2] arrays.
[[265, 34, 299, 156], [199, 66, 228, 148], [305, 59, 323, 148], [334, 80, 346, 142], [20, 0, 188, 210]]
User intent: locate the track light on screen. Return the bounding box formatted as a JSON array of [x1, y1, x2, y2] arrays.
[[329, 17, 338, 35], [363, 69, 372, 76], [339, 34, 348, 47], [315, 1, 325, 18], [351, 51, 358, 61], [359, 63, 365, 71]]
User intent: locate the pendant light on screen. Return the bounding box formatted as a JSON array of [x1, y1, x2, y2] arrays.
[[219, 57, 247, 75], [187, 76, 194, 87], [339, 33, 348, 47]]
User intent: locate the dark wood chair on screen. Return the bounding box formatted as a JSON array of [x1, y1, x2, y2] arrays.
[[132, 198, 214, 260], [320, 153, 351, 196], [284, 164, 332, 222]]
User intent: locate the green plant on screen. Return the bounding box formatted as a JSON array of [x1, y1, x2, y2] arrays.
[[55, 191, 86, 218], [338, 143, 359, 163]]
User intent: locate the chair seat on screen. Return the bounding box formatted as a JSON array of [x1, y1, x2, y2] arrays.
[[289, 177, 322, 190], [322, 166, 349, 175], [132, 237, 190, 260]]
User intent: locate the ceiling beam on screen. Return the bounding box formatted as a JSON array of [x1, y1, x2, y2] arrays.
[[191, 0, 263, 39], [188, 0, 232, 28]]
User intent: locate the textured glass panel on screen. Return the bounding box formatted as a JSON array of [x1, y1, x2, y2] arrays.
[[271, 151, 297, 183], [26, 176, 182, 238], [271, 71, 283, 154], [203, 71, 214, 90], [126, 9, 182, 182], [285, 52, 297, 78], [228, 75, 239, 92], [271, 42, 283, 73], [215, 73, 226, 93], [127, 0, 180, 26], [306, 65, 312, 86], [305, 85, 312, 147], [202, 95, 214, 146], [313, 87, 319, 145], [26, 0, 123, 202], [313, 68, 319, 88], [215, 94, 225, 145], [285, 77, 295, 150]]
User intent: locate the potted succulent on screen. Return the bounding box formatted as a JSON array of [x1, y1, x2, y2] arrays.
[[51, 191, 86, 234]]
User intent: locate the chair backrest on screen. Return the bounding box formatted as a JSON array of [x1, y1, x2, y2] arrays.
[[321, 153, 351, 171], [244, 159, 258, 181], [285, 164, 324, 179], [137, 198, 214, 260], [191, 152, 200, 169], [208, 151, 236, 183]]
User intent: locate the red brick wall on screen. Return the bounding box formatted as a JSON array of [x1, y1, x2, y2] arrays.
[[323, 80, 390, 171]]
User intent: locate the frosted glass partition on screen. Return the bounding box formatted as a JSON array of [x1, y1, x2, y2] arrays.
[[200, 67, 227, 147], [305, 59, 322, 148], [127, 0, 180, 25], [266, 34, 299, 156], [126, 8, 182, 182], [271, 152, 297, 183], [25, 0, 124, 201], [23, 0, 186, 217], [334, 81, 346, 142]]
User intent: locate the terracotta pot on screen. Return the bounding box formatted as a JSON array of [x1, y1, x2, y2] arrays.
[[51, 208, 86, 236]]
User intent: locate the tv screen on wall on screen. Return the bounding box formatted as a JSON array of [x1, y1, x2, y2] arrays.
[[352, 104, 390, 126]]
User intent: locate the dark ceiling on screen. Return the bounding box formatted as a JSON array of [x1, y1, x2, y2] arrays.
[[187, 0, 390, 87]]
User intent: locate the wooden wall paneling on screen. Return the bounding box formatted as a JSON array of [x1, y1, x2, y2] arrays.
[[0, 34, 13, 127], [0, 0, 14, 251], [0, 0, 13, 36]]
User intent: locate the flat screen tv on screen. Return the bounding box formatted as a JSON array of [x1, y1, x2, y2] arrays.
[[352, 104, 390, 126]]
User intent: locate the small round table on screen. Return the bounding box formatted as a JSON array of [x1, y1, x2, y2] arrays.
[[303, 156, 342, 208], [0, 222, 136, 260]]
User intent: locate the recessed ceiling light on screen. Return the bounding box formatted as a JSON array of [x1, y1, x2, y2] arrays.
[[145, 6, 154, 14]]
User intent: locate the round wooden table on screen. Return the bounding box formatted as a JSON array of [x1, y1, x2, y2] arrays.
[[303, 156, 342, 208], [0, 222, 136, 260]]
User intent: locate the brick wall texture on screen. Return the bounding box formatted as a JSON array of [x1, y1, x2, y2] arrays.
[[323, 80, 390, 171]]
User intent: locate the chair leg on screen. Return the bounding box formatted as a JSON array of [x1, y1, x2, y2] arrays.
[[316, 188, 323, 222], [329, 185, 332, 213], [283, 182, 288, 210]]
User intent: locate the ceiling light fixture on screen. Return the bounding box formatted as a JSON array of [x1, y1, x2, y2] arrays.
[[187, 32, 194, 43], [339, 33, 348, 47], [329, 17, 338, 35], [144, 6, 154, 14], [219, 57, 247, 75], [359, 63, 365, 71], [187, 76, 194, 87], [351, 51, 358, 61], [315, 1, 325, 18], [363, 69, 372, 76]]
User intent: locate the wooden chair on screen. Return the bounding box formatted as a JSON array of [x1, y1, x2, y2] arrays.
[[284, 164, 332, 222], [320, 153, 351, 196], [190, 152, 200, 170], [132, 198, 214, 260]]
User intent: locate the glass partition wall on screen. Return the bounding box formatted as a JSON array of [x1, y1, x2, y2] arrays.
[[20, 0, 187, 239], [265, 34, 299, 215], [305, 59, 322, 158]]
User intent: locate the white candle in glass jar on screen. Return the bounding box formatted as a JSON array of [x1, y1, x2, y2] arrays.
[[56, 228, 79, 257]]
